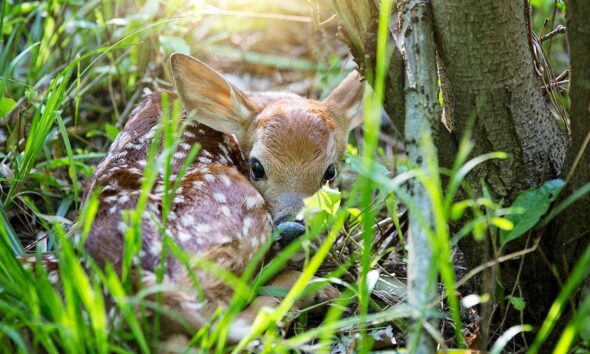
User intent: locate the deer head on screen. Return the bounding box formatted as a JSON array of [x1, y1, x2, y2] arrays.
[[170, 53, 363, 241]]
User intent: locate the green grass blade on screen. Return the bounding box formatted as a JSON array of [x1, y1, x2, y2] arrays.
[[0, 200, 24, 255], [529, 242, 590, 353], [55, 114, 79, 211]]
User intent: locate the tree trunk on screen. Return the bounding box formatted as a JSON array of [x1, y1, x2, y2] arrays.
[[398, 0, 442, 352], [551, 0, 590, 339], [432, 0, 567, 196], [430, 0, 570, 346]]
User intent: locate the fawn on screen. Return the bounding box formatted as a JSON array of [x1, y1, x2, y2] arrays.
[[46, 53, 363, 342]]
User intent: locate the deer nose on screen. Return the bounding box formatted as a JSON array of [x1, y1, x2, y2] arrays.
[[274, 219, 305, 246]]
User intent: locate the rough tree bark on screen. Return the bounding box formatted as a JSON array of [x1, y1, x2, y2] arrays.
[[431, 0, 575, 347], [431, 0, 567, 196], [427, 0, 590, 348]]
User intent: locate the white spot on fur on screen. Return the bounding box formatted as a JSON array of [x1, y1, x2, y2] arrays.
[[245, 195, 264, 210], [48, 270, 60, 285], [213, 193, 227, 203], [250, 236, 261, 248], [198, 157, 212, 164], [203, 174, 215, 182], [219, 174, 231, 186], [173, 152, 185, 160], [118, 194, 130, 204], [103, 185, 117, 192], [195, 224, 210, 233], [149, 241, 162, 256], [179, 143, 191, 150], [126, 142, 143, 150], [113, 151, 128, 159], [193, 181, 205, 190], [181, 214, 195, 227], [218, 156, 229, 164], [183, 130, 196, 138], [117, 222, 127, 233], [104, 195, 118, 203], [127, 167, 142, 175], [144, 128, 156, 140], [218, 143, 229, 155], [220, 205, 231, 217], [182, 301, 204, 311], [178, 231, 191, 242], [242, 217, 253, 237]]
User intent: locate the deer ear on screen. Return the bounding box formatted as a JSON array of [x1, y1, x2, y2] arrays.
[[323, 70, 364, 132], [170, 53, 259, 138]]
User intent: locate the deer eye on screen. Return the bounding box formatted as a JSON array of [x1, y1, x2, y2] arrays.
[[249, 159, 266, 180], [323, 164, 337, 183]]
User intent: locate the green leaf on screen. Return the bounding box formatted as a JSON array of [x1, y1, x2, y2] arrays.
[[345, 143, 358, 156], [500, 179, 565, 246], [490, 217, 513, 231], [104, 123, 120, 141], [450, 200, 471, 221], [0, 97, 16, 118], [303, 184, 341, 217], [347, 207, 361, 219], [530, 0, 553, 9], [507, 296, 526, 311]]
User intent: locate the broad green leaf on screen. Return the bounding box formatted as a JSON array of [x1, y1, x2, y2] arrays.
[[104, 123, 120, 142], [500, 179, 565, 246], [507, 296, 527, 311], [0, 97, 15, 118]]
